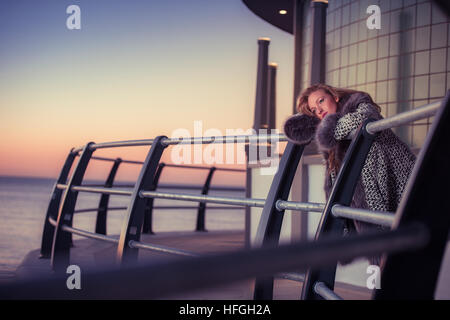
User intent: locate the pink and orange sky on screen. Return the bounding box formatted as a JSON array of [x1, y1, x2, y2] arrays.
[[0, 0, 295, 185]]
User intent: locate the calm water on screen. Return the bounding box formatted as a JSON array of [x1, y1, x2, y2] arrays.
[[0, 176, 245, 272]]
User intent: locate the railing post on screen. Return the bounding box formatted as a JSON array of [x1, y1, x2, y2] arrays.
[[117, 136, 168, 266], [142, 163, 166, 234], [196, 166, 216, 232], [50, 142, 95, 272], [95, 158, 122, 235], [375, 91, 450, 299], [301, 119, 378, 300], [40, 150, 77, 258], [253, 141, 306, 300]]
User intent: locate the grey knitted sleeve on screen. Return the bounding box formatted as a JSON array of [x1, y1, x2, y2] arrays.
[[334, 103, 382, 140]]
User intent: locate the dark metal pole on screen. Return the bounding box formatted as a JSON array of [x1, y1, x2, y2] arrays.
[[40, 150, 77, 258], [50, 142, 95, 272], [309, 0, 328, 85], [301, 119, 378, 300], [142, 163, 166, 234], [375, 91, 450, 300], [253, 142, 306, 300], [196, 167, 216, 232], [253, 37, 270, 131], [267, 63, 277, 130], [116, 136, 168, 266], [95, 158, 122, 235]]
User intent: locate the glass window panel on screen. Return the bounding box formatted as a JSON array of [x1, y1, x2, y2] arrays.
[[350, 1, 359, 23], [400, 5, 416, 31], [335, 7, 342, 27], [414, 75, 429, 99], [431, 24, 447, 49], [348, 65, 357, 85], [359, 0, 371, 17], [388, 79, 398, 102], [390, 10, 402, 33], [340, 67, 348, 87], [379, 0, 390, 14], [342, 4, 350, 25], [366, 82, 376, 98], [403, 0, 417, 7], [358, 19, 368, 41], [389, 56, 399, 79], [401, 29, 416, 53], [334, 28, 342, 49], [430, 73, 446, 97], [357, 63, 367, 83], [415, 26, 430, 51], [430, 48, 446, 73], [326, 12, 334, 33], [341, 25, 350, 46], [334, 49, 341, 67], [416, 2, 431, 27], [350, 22, 359, 44], [390, 0, 403, 10], [367, 60, 377, 82], [349, 43, 358, 65], [415, 51, 430, 75], [389, 33, 400, 55], [367, 38, 378, 60], [341, 46, 349, 67], [432, 3, 448, 24], [412, 124, 428, 148], [378, 35, 389, 58], [378, 58, 389, 81], [357, 41, 367, 63], [376, 81, 388, 103]]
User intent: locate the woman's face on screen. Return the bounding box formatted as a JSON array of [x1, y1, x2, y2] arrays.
[[307, 89, 339, 119]]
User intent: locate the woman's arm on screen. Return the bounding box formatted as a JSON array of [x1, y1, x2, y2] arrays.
[[316, 102, 382, 150]]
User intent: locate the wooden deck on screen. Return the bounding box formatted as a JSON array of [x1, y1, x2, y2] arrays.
[[13, 230, 374, 299]]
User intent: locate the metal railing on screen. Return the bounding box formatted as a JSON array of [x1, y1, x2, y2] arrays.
[[34, 92, 450, 299]]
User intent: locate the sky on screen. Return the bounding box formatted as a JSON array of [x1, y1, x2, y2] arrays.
[[0, 0, 295, 185]]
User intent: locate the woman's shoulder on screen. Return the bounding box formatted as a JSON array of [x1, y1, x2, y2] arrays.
[[339, 92, 377, 115]]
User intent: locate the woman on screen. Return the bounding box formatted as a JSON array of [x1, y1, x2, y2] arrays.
[[283, 84, 416, 265]]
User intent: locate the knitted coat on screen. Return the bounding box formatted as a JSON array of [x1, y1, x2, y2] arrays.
[[283, 92, 416, 236]]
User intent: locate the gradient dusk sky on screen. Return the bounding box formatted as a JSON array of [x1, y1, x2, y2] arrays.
[[0, 0, 294, 184]]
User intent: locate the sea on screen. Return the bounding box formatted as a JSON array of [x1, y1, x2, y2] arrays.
[[0, 176, 245, 273]]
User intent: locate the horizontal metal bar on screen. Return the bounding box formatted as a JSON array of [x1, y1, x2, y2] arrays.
[[128, 240, 198, 257], [331, 204, 395, 227], [158, 183, 245, 192], [73, 134, 288, 152], [139, 190, 266, 208], [276, 272, 305, 282], [160, 133, 288, 146], [91, 156, 143, 165], [71, 186, 133, 196], [56, 184, 68, 190], [74, 206, 128, 214], [314, 282, 343, 300], [5, 223, 428, 299], [153, 206, 245, 210], [90, 139, 155, 151], [366, 100, 441, 134], [60, 225, 119, 244], [276, 199, 325, 212]]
